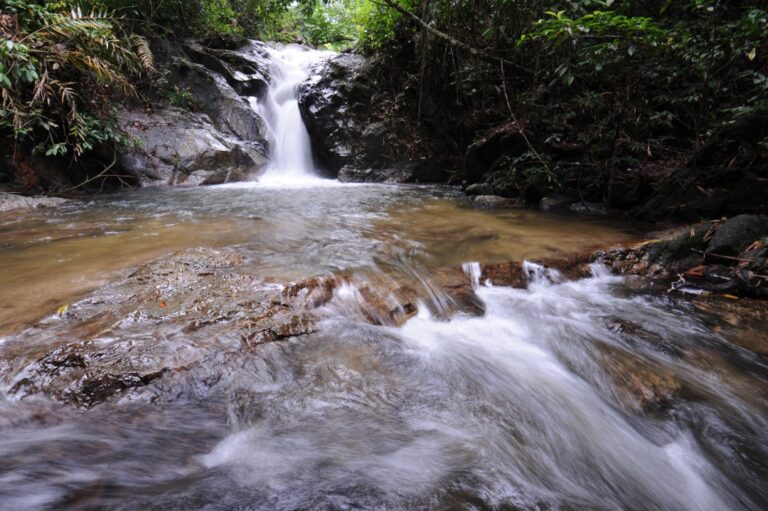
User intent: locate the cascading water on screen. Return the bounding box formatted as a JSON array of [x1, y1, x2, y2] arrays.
[[254, 45, 332, 182]]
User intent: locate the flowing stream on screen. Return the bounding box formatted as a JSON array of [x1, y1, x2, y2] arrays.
[[0, 46, 766, 510]]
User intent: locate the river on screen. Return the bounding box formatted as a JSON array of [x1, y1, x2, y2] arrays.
[[0, 44, 766, 511]]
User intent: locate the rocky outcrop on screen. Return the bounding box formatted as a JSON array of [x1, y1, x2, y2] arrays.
[[117, 37, 272, 186], [118, 109, 265, 186], [299, 53, 447, 183]]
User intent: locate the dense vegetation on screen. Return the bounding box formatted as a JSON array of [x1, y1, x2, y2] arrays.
[[2, 0, 766, 214], [354, 0, 768, 212]]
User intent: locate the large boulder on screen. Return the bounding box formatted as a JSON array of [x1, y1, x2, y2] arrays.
[[298, 53, 370, 175], [118, 108, 265, 186], [299, 53, 446, 183], [706, 214, 768, 257]]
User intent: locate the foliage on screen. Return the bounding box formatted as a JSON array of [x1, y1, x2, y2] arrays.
[[0, 1, 154, 158], [354, 0, 768, 203], [166, 85, 196, 109]]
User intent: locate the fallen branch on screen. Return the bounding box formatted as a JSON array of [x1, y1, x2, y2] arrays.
[[691, 249, 756, 264], [60, 152, 118, 194]]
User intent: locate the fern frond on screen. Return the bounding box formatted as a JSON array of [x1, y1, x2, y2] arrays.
[[130, 35, 155, 72]]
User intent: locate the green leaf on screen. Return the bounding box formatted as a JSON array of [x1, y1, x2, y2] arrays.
[[45, 143, 68, 157]]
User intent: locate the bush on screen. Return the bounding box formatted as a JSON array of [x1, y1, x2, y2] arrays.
[[0, 1, 154, 158]]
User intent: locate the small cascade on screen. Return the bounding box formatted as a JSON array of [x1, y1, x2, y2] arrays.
[[462, 261, 483, 289], [255, 44, 332, 182]]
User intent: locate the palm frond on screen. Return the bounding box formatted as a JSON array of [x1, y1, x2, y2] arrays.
[[65, 51, 135, 94], [24, 11, 115, 43]]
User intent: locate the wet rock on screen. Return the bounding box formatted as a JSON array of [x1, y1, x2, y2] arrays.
[[603, 316, 680, 357], [299, 54, 445, 182], [594, 216, 768, 298], [0, 193, 68, 212], [155, 38, 270, 146], [282, 276, 337, 308], [598, 346, 682, 413], [118, 109, 265, 186], [464, 183, 494, 196], [63, 370, 166, 407], [164, 57, 269, 153], [431, 267, 485, 317], [2, 247, 645, 409], [706, 215, 768, 258], [472, 195, 523, 209], [477, 258, 591, 287], [539, 194, 571, 211], [570, 201, 607, 215], [182, 39, 270, 98], [117, 37, 271, 186], [240, 307, 317, 348], [338, 164, 414, 184], [692, 298, 768, 357], [298, 53, 370, 175], [9, 340, 168, 407]]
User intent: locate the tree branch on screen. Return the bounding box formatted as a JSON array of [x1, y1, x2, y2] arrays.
[[374, 0, 532, 75]]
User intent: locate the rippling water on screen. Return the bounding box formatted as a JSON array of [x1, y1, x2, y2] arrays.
[[1, 183, 766, 510]]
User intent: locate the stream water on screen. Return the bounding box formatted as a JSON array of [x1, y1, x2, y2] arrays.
[[0, 46, 766, 510]]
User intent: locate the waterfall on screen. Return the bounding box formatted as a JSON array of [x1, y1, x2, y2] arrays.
[[255, 44, 331, 182]]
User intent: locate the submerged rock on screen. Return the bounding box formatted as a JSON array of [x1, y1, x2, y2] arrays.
[[692, 298, 768, 357], [338, 164, 414, 184], [539, 194, 571, 211], [570, 201, 608, 215], [598, 345, 682, 414]]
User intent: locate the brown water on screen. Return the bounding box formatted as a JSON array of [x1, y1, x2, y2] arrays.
[[0, 183, 635, 336], [1, 182, 766, 511]]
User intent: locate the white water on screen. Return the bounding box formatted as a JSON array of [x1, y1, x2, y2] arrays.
[[196, 267, 762, 509], [254, 44, 333, 183]]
